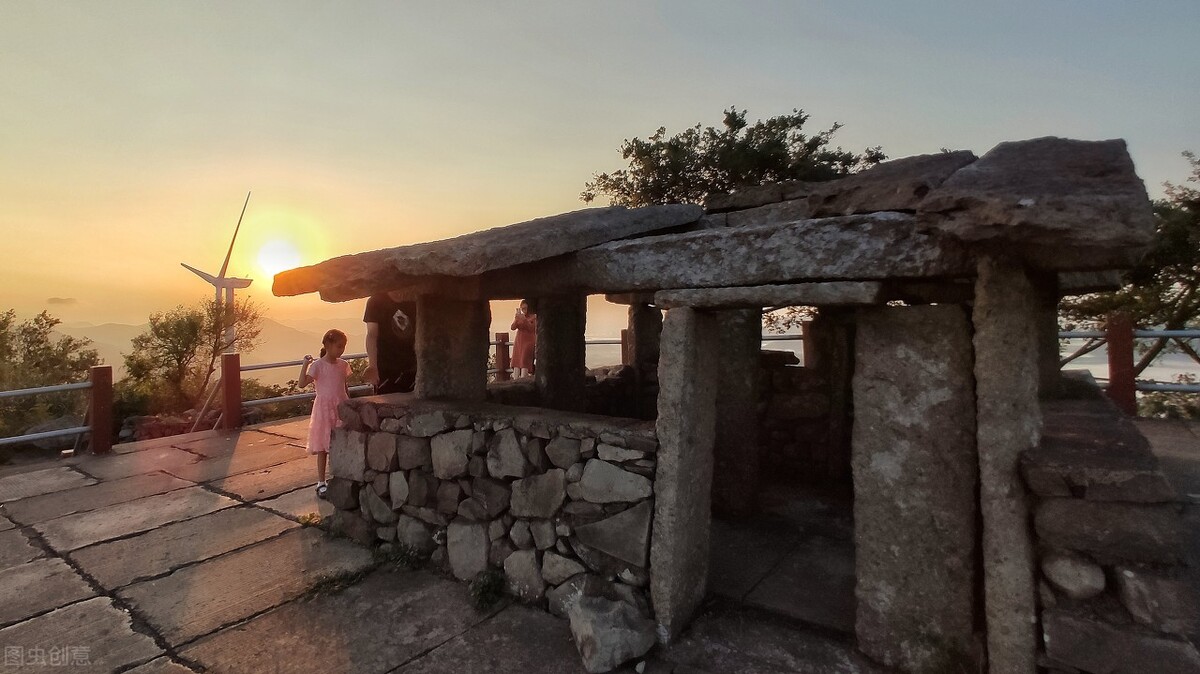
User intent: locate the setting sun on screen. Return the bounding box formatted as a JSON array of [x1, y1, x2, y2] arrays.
[[256, 239, 303, 278]]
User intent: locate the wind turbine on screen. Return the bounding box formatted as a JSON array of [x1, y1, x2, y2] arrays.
[[181, 192, 253, 352]]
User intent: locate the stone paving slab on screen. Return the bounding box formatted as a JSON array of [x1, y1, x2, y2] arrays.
[[180, 569, 495, 673], [0, 467, 96, 504], [172, 430, 298, 458], [72, 506, 299, 590], [209, 457, 316, 502], [396, 603, 590, 674], [0, 596, 161, 674], [34, 486, 237, 552], [744, 535, 856, 634], [4, 472, 195, 525], [118, 527, 374, 647], [0, 558, 95, 628], [165, 445, 307, 484], [0, 529, 42, 571], [110, 430, 224, 455], [663, 605, 889, 674], [708, 516, 800, 602], [256, 486, 335, 521], [0, 515, 14, 532], [125, 657, 199, 674], [249, 417, 310, 440], [72, 447, 199, 482]]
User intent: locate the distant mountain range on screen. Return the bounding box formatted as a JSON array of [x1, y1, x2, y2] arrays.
[[57, 318, 367, 385]]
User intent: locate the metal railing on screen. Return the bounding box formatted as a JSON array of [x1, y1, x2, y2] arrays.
[[0, 367, 112, 451], [1059, 326, 1200, 402]]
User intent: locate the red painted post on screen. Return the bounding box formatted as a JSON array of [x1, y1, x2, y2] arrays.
[[88, 365, 113, 454], [494, 332, 511, 382], [621, 329, 630, 366], [221, 353, 242, 430], [1105, 313, 1137, 415], [801, 320, 815, 368]]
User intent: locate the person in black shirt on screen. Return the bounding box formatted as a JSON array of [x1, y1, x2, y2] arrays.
[[363, 293, 417, 394]]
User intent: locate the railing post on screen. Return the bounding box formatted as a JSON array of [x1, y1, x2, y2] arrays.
[[800, 320, 815, 368], [1105, 312, 1137, 415], [494, 332, 511, 382], [88, 365, 113, 454], [221, 353, 242, 430], [620, 329, 630, 366]]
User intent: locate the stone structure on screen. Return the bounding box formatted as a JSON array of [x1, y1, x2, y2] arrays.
[[276, 137, 1175, 674]]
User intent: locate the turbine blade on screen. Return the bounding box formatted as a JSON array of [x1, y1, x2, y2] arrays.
[[181, 262, 218, 285], [218, 191, 251, 279]]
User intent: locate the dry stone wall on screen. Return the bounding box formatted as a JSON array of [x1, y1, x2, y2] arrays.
[[325, 397, 659, 645]]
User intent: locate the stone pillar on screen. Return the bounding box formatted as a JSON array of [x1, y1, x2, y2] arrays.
[[973, 256, 1040, 674], [651, 307, 719, 642], [809, 308, 855, 482], [711, 308, 761, 518], [628, 303, 663, 419], [414, 296, 490, 401], [852, 305, 979, 672], [535, 294, 587, 411]]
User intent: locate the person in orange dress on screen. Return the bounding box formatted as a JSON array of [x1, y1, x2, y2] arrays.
[[510, 299, 537, 378]]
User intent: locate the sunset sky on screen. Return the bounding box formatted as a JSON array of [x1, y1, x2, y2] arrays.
[[2, 1, 1197, 334]]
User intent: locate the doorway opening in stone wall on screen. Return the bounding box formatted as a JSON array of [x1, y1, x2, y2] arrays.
[[707, 305, 857, 636]]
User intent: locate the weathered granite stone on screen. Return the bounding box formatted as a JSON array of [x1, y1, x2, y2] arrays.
[[1035, 499, 1186, 565], [488, 428, 528, 479], [973, 256, 1040, 674], [359, 404, 379, 430], [578, 460, 652, 503], [809, 150, 978, 217], [371, 473, 389, 497], [510, 521, 534, 549], [435, 481, 463, 514], [530, 519, 557, 551], [542, 552, 587, 585], [447, 521, 489, 581], [380, 417, 404, 433], [359, 487, 397, 525], [574, 500, 653, 568], [1115, 567, 1200, 638], [522, 437, 550, 472], [274, 204, 704, 301], [556, 523, 571, 537], [395, 514, 435, 553], [366, 433, 399, 472], [566, 462, 584, 483], [330, 510, 375, 546], [618, 567, 649, 588], [504, 549, 546, 602], [570, 212, 971, 292], [704, 183, 789, 212], [563, 501, 605, 520], [852, 304, 978, 672], [1041, 550, 1105, 600], [1043, 609, 1200, 674], [920, 138, 1155, 270], [548, 574, 589, 617], [406, 471, 436, 507], [329, 430, 368, 481], [597, 444, 643, 463], [655, 281, 884, 310], [400, 505, 449, 528], [466, 477, 509, 519], [396, 436, 432, 470], [711, 308, 761, 519], [407, 410, 454, 437], [568, 596, 657, 674], [325, 477, 361, 511], [546, 437, 582, 469], [387, 472, 409, 507], [488, 538, 515, 567], [415, 296, 489, 402], [488, 519, 507, 541], [651, 307, 718, 642], [510, 469, 567, 518], [376, 526, 396, 542], [724, 196, 812, 227], [456, 498, 488, 521], [338, 403, 362, 431], [431, 429, 473, 479]]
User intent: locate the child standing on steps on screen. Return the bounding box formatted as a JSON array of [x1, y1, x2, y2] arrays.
[[299, 329, 351, 499]]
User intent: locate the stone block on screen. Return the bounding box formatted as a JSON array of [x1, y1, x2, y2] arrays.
[[530, 519, 557, 551], [574, 500, 652, 568], [329, 430, 367, 481], [487, 428, 529, 479], [395, 514, 435, 554], [1042, 609, 1200, 674], [810, 150, 977, 217], [503, 549, 545, 602], [366, 433, 399, 472], [447, 521, 489, 581], [522, 437, 550, 472], [471, 477, 512, 518], [567, 595, 656, 674], [407, 410, 454, 437], [405, 471, 436, 508], [387, 472, 409, 507], [359, 487, 397, 525], [1041, 550, 1105, 600], [578, 460, 652, 503], [431, 429, 473, 479], [510, 520, 534, 550], [1035, 498, 1186, 565], [415, 296, 490, 401], [510, 469, 567, 518], [330, 510, 375, 546], [435, 481, 463, 515], [396, 436, 432, 470], [1116, 566, 1200, 639], [543, 552, 587, 585], [546, 436, 582, 469], [325, 477, 361, 511]]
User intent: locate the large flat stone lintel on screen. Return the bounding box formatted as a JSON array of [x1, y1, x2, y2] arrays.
[[655, 282, 883, 309]]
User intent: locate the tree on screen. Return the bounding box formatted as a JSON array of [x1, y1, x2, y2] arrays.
[[0, 310, 100, 440], [121, 298, 263, 413], [1061, 152, 1200, 366], [581, 106, 885, 207]]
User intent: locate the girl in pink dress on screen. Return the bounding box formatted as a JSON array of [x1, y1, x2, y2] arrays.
[[510, 299, 537, 378], [299, 329, 351, 499]]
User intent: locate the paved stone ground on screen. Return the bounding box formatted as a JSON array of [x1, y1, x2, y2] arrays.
[[0, 418, 896, 674]]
